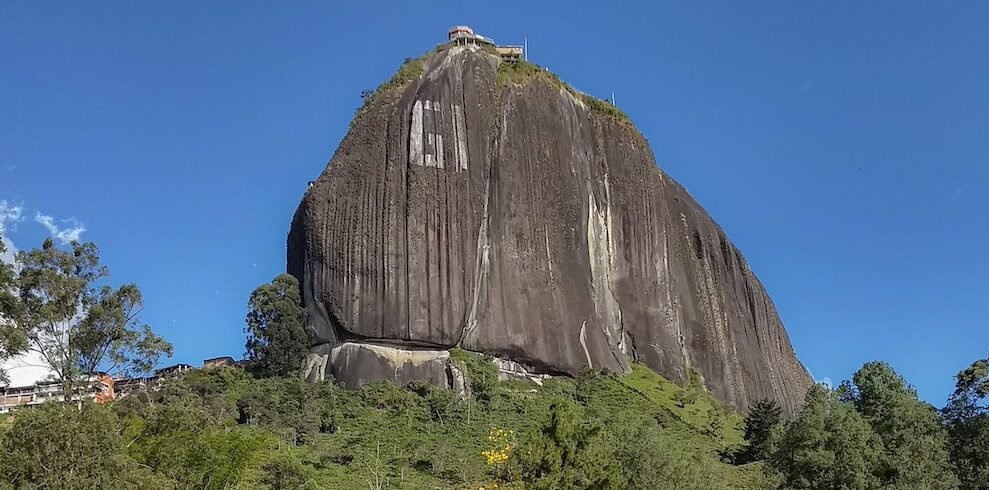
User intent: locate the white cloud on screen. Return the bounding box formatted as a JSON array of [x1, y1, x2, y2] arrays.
[[0, 201, 24, 263], [0, 200, 23, 233], [34, 212, 86, 245]]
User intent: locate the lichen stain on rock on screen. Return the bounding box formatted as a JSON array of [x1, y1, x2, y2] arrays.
[[288, 46, 812, 411]]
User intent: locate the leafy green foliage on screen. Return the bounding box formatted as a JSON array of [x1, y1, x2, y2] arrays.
[[245, 274, 309, 377], [493, 58, 633, 126], [770, 363, 959, 490], [579, 93, 633, 126], [5, 350, 984, 489], [944, 353, 989, 489], [0, 402, 172, 489], [514, 397, 622, 489], [259, 450, 314, 490], [379, 57, 424, 93], [770, 384, 883, 489], [622, 364, 744, 448], [75, 283, 172, 376], [356, 57, 424, 115], [0, 358, 765, 489], [497, 59, 559, 88], [841, 361, 957, 489], [449, 347, 498, 405]]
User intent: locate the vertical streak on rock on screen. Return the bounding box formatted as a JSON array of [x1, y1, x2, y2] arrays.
[[410, 100, 424, 167], [457, 78, 471, 331], [429, 99, 442, 340], [664, 226, 691, 376], [454, 104, 469, 172], [462, 137, 492, 343], [578, 320, 593, 368], [379, 110, 391, 338], [404, 99, 413, 341], [586, 184, 626, 370]]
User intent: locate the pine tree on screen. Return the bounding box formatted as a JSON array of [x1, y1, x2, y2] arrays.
[[739, 399, 782, 463]]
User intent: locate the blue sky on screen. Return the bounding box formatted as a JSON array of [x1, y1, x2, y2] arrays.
[[2, 2, 987, 405]]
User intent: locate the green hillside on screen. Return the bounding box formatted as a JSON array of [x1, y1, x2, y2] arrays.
[[0, 355, 773, 489]]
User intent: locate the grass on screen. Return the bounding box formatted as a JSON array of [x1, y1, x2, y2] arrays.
[[579, 93, 634, 127], [620, 363, 745, 448], [356, 50, 634, 133], [497, 59, 564, 89], [378, 57, 424, 94], [495, 59, 634, 128], [353, 57, 425, 120]]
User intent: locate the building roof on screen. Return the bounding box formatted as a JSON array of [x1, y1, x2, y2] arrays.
[[448, 25, 474, 35]]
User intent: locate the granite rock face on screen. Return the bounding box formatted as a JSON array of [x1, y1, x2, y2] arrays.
[[288, 45, 812, 410]]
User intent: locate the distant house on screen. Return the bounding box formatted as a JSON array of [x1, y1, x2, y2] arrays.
[[448, 25, 481, 44], [113, 377, 153, 397], [155, 363, 193, 377], [93, 374, 115, 404], [1, 355, 244, 410], [447, 25, 524, 62], [495, 45, 524, 62], [0, 374, 117, 413], [202, 356, 236, 369]]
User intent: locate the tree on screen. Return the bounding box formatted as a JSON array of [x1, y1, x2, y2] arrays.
[[259, 450, 314, 489], [840, 362, 957, 489], [614, 422, 724, 490], [943, 353, 989, 489], [360, 89, 375, 104], [769, 384, 883, 490], [12, 238, 171, 397], [738, 399, 783, 463], [0, 401, 173, 489], [514, 398, 623, 489], [245, 274, 309, 377]]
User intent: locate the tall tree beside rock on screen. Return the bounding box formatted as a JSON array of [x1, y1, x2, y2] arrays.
[[245, 274, 309, 377], [11, 238, 172, 397], [943, 353, 989, 490], [770, 384, 883, 489], [738, 399, 782, 463], [839, 362, 957, 490]]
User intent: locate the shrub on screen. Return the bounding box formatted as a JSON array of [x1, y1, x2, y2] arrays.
[[357, 57, 425, 114], [579, 93, 633, 126], [0, 402, 173, 489], [450, 348, 499, 405]]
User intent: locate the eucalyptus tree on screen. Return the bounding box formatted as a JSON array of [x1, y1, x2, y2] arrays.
[[11, 238, 171, 397]]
